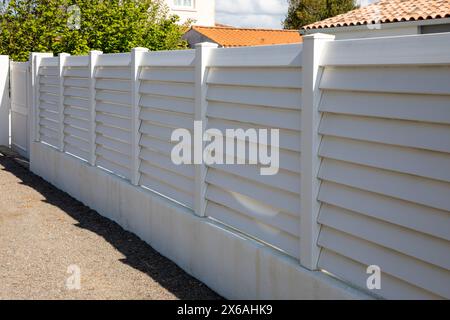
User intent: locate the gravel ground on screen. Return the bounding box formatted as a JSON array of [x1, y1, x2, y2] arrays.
[[0, 150, 221, 300]]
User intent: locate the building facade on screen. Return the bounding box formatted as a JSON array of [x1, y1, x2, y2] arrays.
[[164, 0, 215, 26]]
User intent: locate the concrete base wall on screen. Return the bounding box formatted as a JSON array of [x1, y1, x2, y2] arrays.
[[30, 142, 372, 299]]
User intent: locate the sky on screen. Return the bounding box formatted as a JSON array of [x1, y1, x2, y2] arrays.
[[215, 0, 378, 29]]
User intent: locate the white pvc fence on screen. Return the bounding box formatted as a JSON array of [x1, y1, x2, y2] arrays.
[[25, 32, 450, 299]]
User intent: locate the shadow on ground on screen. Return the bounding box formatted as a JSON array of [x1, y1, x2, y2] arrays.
[[0, 151, 222, 300]]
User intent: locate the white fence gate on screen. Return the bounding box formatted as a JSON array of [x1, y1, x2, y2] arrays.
[[10, 61, 30, 158]]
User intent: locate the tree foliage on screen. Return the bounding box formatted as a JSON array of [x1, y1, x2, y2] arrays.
[[0, 0, 189, 61], [284, 0, 356, 29]]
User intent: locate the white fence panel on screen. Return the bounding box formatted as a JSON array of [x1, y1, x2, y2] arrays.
[[94, 54, 132, 180], [138, 50, 196, 209], [204, 44, 303, 258], [63, 56, 90, 161], [37, 58, 60, 148], [316, 36, 450, 299], [22, 32, 450, 300]]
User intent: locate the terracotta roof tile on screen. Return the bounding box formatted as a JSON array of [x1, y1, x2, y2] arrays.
[[191, 26, 302, 47], [303, 0, 450, 30]]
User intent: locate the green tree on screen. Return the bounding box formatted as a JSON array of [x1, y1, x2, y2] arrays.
[[0, 0, 190, 61], [284, 0, 357, 29]]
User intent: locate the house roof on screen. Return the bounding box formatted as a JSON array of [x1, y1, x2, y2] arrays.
[[303, 0, 450, 30], [190, 26, 302, 47]]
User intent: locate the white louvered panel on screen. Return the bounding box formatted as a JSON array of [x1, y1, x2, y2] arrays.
[[318, 226, 450, 298], [319, 90, 450, 125], [317, 61, 450, 299], [207, 84, 301, 110], [139, 80, 195, 99], [140, 95, 194, 114], [140, 66, 195, 83], [319, 158, 450, 212], [64, 77, 89, 88], [140, 160, 194, 196], [320, 113, 450, 154], [318, 249, 442, 300], [39, 118, 59, 132], [64, 116, 90, 131], [140, 120, 187, 143], [39, 109, 59, 122], [64, 106, 90, 121], [96, 113, 131, 131], [320, 66, 450, 95], [207, 118, 301, 153], [96, 135, 130, 155], [64, 134, 89, 151], [64, 86, 89, 99], [64, 96, 90, 110], [206, 168, 300, 217], [320, 136, 450, 183], [206, 184, 300, 237], [96, 146, 131, 169], [40, 84, 59, 95], [139, 173, 194, 209], [140, 108, 193, 130], [207, 101, 301, 131], [38, 68, 61, 149], [96, 90, 131, 106], [64, 125, 90, 142], [318, 181, 450, 242], [97, 156, 131, 180], [40, 92, 59, 104], [209, 163, 300, 195], [64, 144, 90, 161], [39, 102, 58, 113], [137, 66, 195, 209], [207, 201, 300, 259], [203, 64, 302, 259], [38, 66, 58, 76], [318, 204, 450, 270], [40, 75, 58, 86], [95, 79, 131, 92], [63, 67, 89, 78], [206, 67, 302, 88], [96, 102, 131, 118], [139, 148, 194, 179], [95, 67, 131, 79]]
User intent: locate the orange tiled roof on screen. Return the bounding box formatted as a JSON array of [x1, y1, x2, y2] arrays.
[[303, 0, 450, 30], [191, 26, 302, 47]]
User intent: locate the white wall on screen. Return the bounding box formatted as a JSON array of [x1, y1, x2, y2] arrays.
[[164, 0, 215, 26]]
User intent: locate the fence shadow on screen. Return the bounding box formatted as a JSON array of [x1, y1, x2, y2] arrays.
[[0, 152, 221, 300]]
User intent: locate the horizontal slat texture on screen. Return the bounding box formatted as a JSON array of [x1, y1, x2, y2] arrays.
[[204, 65, 302, 258], [63, 66, 90, 160], [138, 66, 195, 208], [317, 64, 450, 299], [38, 66, 60, 148], [95, 66, 132, 180]]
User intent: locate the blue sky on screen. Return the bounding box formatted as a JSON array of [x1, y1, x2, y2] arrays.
[[216, 0, 377, 29]]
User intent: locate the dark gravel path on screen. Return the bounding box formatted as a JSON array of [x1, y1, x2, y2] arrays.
[[0, 150, 221, 300]]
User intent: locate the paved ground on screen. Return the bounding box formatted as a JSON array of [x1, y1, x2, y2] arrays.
[[0, 150, 221, 300]]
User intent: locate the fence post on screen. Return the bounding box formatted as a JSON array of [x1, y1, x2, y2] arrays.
[[131, 47, 149, 186], [29, 52, 53, 145], [194, 42, 218, 217], [0, 56, 9, 147], [58, 53, 70, 152], [300, 33, 335, 270], [88, 50, 102, 166]]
